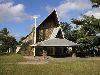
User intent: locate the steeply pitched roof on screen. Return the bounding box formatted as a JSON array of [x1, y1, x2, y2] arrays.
[[23, 10, 59, 41], [37, 10, 59, 29], [33, 38, 79, 47]]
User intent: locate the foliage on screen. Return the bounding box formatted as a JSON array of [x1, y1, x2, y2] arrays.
[[92, 36, 100, 46], [71, 15, 100, 40], [0, 28, 9, 35], [71, 15, 100, 52], [90, 0, 100, 7], [77, 37, 91, 45], [68, 30, 84, 42], [60, 22, 72, 40], [0, 28, 17, 54], [61, 15, 100, 44], [18, 37, 26, 45], [72, 15, 100, 34]]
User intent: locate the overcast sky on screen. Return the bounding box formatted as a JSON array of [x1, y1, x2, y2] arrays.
[[0, 0, 100, 40]]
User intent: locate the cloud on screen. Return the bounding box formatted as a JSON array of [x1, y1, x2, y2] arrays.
[[0, 0, 13, 3], [10, 32, 23, 40], [84, 7, 100, 19], [46, 0, 91, 19], [0, 2, 31, 22]]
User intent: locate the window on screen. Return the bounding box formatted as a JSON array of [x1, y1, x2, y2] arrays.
[[47, 47, 54, 55]]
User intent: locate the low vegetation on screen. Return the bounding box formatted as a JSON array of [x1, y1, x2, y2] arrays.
[[0, 54, 100, 75], [0, 54, 26, 63]]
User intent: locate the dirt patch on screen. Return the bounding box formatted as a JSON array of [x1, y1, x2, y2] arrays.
[[18, 56, 49, 64], [17, 56, 100, 64]]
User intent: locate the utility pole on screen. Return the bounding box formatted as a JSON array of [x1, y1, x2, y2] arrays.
[[33, 16, 38, 57]]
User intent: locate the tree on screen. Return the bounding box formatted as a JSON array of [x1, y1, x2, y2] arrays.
[[69, 0, 100, 56], [90, 0, 100, 7], [72, 15, 100, 35], [18, 37, 26, 45], [60, 22, 72, 40], [69, 30, 84, 42], [92, 36, 100, 46], [0, 28, 9, 35], [71, 15, 100, 55], [0, 28, 17, 54]]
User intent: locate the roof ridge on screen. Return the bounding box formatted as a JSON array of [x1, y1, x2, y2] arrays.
[[23, 10, 59, 41]]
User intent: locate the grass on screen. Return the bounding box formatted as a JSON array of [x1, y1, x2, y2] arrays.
[[0, 54, 26, 63], [0, 54, 100, 75]]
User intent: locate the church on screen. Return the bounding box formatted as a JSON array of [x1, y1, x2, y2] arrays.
[[20, 10, 78, 56]]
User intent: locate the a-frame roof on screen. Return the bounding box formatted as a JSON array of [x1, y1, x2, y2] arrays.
[[24, 10, 59, 40], [37, 10, 59, 29]]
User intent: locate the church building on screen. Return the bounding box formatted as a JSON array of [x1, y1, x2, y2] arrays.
[[21, 10, 78, 56]]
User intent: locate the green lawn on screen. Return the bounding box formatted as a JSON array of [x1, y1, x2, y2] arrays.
[[0, 54, 100, 75], [0, 54, 26, 63]]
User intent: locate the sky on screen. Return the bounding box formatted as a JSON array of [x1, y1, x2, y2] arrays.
[[0, 0, 100, 40]]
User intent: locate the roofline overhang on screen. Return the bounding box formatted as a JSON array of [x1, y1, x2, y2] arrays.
[[30, 44, 80, 47]]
